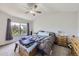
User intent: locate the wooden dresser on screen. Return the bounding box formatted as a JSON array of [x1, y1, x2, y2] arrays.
[[56, 35, 68, 47], [70, 37, 79, 56]]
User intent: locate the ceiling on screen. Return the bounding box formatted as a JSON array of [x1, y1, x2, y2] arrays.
[[0, 3, 79, 20]]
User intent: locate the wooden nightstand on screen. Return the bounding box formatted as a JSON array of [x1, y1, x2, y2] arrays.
[[56, 35, 68, 47]]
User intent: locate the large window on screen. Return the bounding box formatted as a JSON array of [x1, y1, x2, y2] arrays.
[[11, 22, 27, 37]]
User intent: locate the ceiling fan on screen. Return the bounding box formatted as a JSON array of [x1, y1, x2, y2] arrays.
[[25, 3, 42, 16]]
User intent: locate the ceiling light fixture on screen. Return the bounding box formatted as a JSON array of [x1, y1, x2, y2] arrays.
[[25, 3, 42, 16]]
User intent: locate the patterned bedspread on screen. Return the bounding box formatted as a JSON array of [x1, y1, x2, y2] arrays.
[[19, 35, 47, 47], [15, 35, 47, 53], [15, 32, 56, 53]]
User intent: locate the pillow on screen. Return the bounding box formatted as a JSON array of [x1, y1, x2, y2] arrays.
[[37, 32, 49, 36]]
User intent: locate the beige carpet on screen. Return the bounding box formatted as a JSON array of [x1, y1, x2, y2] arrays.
[[0, 43, 19, 56], [36, 44, 71, 56], [0, 43, 71, 56], [51, 45, 71, 56]]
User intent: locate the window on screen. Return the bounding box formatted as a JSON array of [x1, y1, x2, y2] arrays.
[[11, 22, 27, 37], [20, 23, 27, 35]]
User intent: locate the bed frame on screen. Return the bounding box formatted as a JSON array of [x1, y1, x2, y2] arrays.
[[14, 43, 37, 56]]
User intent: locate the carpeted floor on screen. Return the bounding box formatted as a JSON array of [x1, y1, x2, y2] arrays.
[[51, 45, 71, 56], [0, 43, 71, 56], [0, 43, 19, 56], [36, 44, 71, 56]]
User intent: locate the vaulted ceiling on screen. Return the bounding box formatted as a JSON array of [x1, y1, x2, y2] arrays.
[[0, 3, 79, 20]]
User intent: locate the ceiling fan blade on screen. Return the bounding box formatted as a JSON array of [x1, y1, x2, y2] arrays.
[[25, 11, 29, 14], [32, 13, 35, 16], [34, 4, 37, 9], [27, 3, 35, 7], [36, 11, 42, 13]]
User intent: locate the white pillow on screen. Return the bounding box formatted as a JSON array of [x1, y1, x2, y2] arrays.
[[37, 32, 49, 36]]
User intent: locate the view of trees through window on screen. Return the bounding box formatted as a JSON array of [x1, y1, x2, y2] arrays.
[[11, 22, 27, 37]]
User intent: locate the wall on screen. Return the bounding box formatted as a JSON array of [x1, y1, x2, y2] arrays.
[[0, 11, 78, 45], [0, 11, 33, 45], [77, 12, 79, 36], [33, 12, 78, 36]]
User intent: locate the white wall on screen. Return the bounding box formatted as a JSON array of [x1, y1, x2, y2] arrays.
[[0, 11, 78, 45], [0, 11, 33, 45], [0, 11, 8, 45], [33, 12, 78, 36], [77, 12, 79, 36]]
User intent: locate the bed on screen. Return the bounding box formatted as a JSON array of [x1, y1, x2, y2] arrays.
[[14, 31, 56, 56]]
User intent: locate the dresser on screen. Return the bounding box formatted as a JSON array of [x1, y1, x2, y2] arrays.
[[70, 37, 79, 56], [56, 35, 68, 47]]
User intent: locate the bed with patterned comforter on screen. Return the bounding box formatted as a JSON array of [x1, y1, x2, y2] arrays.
[[14, 32, 56, 56]]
